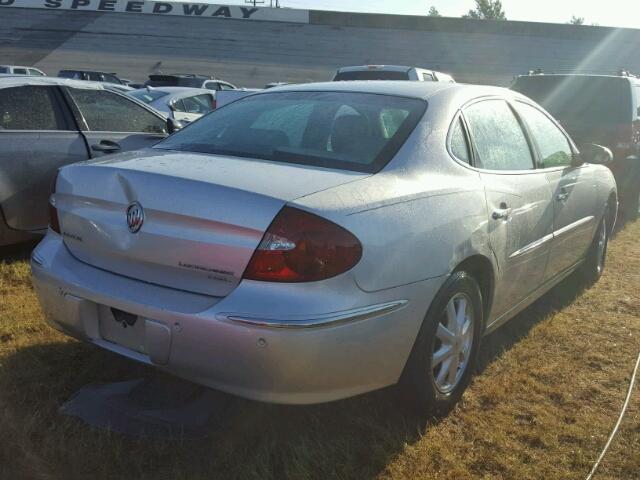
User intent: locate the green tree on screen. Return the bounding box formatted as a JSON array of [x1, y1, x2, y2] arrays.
[[463, 0, 506, 20], [569, 15, 585, 25], [428, 6, 441, 16]]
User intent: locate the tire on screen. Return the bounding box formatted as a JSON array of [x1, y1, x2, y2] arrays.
[[579, 208, 609, 284], [401, 271, 483, 415]]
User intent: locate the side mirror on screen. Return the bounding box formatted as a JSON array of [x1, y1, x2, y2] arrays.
[[166, 117, 182, 134], [578, 144, 613, 165]]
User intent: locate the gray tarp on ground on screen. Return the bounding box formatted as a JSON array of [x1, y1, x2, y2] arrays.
[[60, 378, 232, 439]]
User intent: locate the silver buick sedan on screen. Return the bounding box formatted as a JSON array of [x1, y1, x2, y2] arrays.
[[31, 82, 617, 411]]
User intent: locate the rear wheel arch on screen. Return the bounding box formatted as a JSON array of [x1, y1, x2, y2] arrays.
[[453, 255, 495, 330], [606, 191, 618, 234]]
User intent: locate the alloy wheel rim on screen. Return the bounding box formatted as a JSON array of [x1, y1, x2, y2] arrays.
[[596, 218, 607, 274], [431, 293, 475, 394]]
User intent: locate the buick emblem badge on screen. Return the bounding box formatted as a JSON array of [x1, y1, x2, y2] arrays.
[[126, 201, 144, 233]]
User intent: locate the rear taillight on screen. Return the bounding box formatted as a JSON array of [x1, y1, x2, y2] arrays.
[[49, 171, 61, 234], [243, 207, 362, 283]]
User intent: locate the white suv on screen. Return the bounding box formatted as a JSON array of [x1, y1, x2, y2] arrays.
[[333, 65, 455, 82]]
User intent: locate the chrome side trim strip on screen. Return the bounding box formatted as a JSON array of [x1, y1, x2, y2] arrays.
[[509, 233, 554, 259], [553, 216, 595, 238], [219, 300, 408, 329]]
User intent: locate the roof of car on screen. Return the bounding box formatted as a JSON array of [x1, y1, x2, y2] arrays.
[[0, 75, 105, 90], [258, 81, 502, 100], [515, 73, 639, 82]]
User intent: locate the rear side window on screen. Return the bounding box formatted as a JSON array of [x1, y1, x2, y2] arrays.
[[181, 94, 214, 114], [464, 100, 534, 171], [13, 68, 28, 75], [67, 88, 166, 134], [156, 91, 426, 173], [517, 103, 573, 168], [450, 117, 471, 164], [0, 86, 64, 130]]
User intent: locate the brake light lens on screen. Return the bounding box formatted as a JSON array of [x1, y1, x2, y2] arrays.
[[243, 207, 362, 282], [49, 171, 61, 234]]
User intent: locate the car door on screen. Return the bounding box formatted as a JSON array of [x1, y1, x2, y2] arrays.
[[514, 101, 598, 280], [0, 85, 88, 231], [63, 87, 168, 157], [462, 99, 555, 320]]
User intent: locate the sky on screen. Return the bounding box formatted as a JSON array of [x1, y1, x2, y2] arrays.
[[217, 0, 640, 29]]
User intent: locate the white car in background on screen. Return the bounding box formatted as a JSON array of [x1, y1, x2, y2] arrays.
[[129, 87, 215, 123], [0, 65, 46, 76]]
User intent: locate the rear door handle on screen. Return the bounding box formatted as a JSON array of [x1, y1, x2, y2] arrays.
[[556, 187, 569, 202], [492, 202, 511, 220], [91, 140, 121, 154]]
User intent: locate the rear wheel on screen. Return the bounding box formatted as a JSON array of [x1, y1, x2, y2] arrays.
[[402, 271, 483, 415], [580, 209, 609, 284]]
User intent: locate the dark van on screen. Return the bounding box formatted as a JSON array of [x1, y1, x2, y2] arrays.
[[511, 74, 640, 220]]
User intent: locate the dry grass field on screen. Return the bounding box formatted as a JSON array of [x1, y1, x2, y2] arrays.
[[0, 223, 638, 480]]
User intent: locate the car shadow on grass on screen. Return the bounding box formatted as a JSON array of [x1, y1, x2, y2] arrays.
[[477, 273, 589, 373]]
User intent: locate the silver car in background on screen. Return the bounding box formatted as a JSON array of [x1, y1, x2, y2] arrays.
[[32, 82, 616, 411], [0, 76, 176, 247], [129, 87, 216, 124]]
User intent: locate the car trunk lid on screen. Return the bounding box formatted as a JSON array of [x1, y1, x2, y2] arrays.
[[54, 149, 367, 297]]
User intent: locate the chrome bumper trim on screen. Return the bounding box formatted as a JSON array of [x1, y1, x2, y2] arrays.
[[219, 300, 408, 329]]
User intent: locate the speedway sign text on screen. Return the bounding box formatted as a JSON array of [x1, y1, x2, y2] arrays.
[[0, 0, 310, 23]]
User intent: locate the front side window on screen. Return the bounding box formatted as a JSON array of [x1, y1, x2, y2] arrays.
[[27, 68, 45, 76], [220, 83, 235, 90], [517, 102, 573, 168], [156, 91, 426, 173], [422, 73, 435, 81], [67, 88, 166, 134], [0, 86, 63, 130], [464, 100, 534, 171]]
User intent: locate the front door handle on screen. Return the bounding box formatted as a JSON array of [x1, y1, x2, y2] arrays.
[[492, 202, 511, 220], [91, 140, 121, 154]]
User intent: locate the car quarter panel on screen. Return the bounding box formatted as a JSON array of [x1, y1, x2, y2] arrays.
[[294, 96, 493, 293]]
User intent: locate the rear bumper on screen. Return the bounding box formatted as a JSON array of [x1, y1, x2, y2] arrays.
[[31, 233, 444, 404]]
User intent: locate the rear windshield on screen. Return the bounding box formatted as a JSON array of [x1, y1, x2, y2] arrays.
[[334, 70, 410, 81], [130, 90, 169, 104], [155, 91, 426, 173], [0, 67, 8, 74], [511, 76, 633, 127]]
